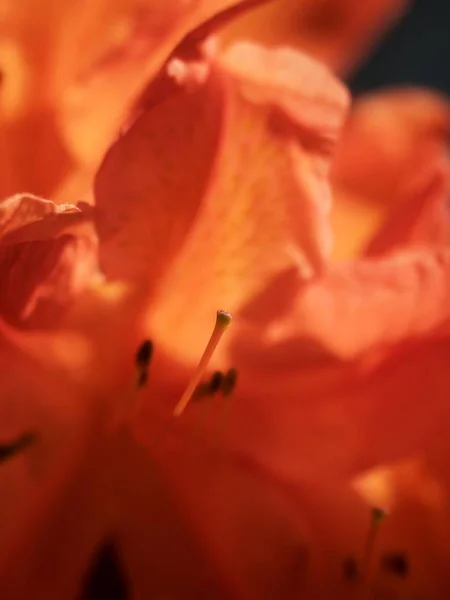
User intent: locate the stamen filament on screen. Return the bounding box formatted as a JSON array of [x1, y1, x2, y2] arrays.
[[360, 507, 387, 597], [173, 310, 232, 417]]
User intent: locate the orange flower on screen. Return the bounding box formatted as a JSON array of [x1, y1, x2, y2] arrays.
[[0, 3, 450, 600]]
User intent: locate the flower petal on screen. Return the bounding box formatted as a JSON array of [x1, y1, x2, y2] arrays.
[[219, 0, 410, 75], [0, 325, 97, 598], [328, 89, 450, 258], [230, 335, 450, 481], [223, 246, 450, 482], [0, 193, 80, 235], [364, 158, 450, 255], [236, 248, 450, 362], [0, 194, 98, 327], [119, 429, 373, 600], [332, 90, 450, 207], [96, 42, 348, 361], [59, 0, 274, 169], [0, 0, 270, 199]]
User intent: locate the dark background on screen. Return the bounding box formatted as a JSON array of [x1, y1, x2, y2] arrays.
[[349, 0, 450, 96]]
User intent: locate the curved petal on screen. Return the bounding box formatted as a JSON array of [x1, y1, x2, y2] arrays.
[[0, 193, 80, 235], [364, 158, 450, 255], [234, 248, 450, 362], [332, 89, 450, 208], [0, 194, 98, 327], [219, 0, 410, 75], [0, 0, 270, 199], [59, 0, 274, 169], [329, 89, 450, 258], [221, 245, 450, 483], [95, 42, 348, 362]]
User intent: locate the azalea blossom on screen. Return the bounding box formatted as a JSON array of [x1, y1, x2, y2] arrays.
[[0, 1, 450, 599]]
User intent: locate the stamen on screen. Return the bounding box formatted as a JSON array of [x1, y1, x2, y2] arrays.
[[360, 507, 387, 595], [214, 368, 238, 448], [342, 556, 359, 582], [135, 339, 153, 388], [0, 432, 37, 463], [222, 368, 238, 396], [209, 371, 224, 394], [173, 310, 232, 417], [381, 552, 409, 578], [109, 340, 153, 432]]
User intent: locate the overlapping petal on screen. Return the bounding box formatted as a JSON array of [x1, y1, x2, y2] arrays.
[[95, 42, 348, 361], [220, 0, 410, 75], [0, 0, 271, 200], [0, 194, 98, 327], [329, 88, 450, 258]]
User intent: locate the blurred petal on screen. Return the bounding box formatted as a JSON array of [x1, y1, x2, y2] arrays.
[[59, 0, 274, 169], [0, 0, 271, 200], [330, 88, 450, 258], [238, 249, 450, 362], [0, 324, 93, 594], [95, 42, 348, 361], [220, 0, 410, 75], [364, 158, 450, 255], [222, 244, 450, 482], [229, 335, 450, 482], [332, 89, 450, 208]]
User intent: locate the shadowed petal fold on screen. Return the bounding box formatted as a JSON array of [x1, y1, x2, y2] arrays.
[[0, 194, 98, 327]]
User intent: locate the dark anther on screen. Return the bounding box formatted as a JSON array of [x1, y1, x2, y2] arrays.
[[371, 506, 388, 522], [381, 552, 409, 578], [209, 371, 224, 393], [135, 339, 153, 388], [79, 541, 129, 600], [222, 368, 238, 396], [0, 432, 37, 463], [136, 370, 148, 388], [342, 556, 359, 581], [135, 339, 153, 368]]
